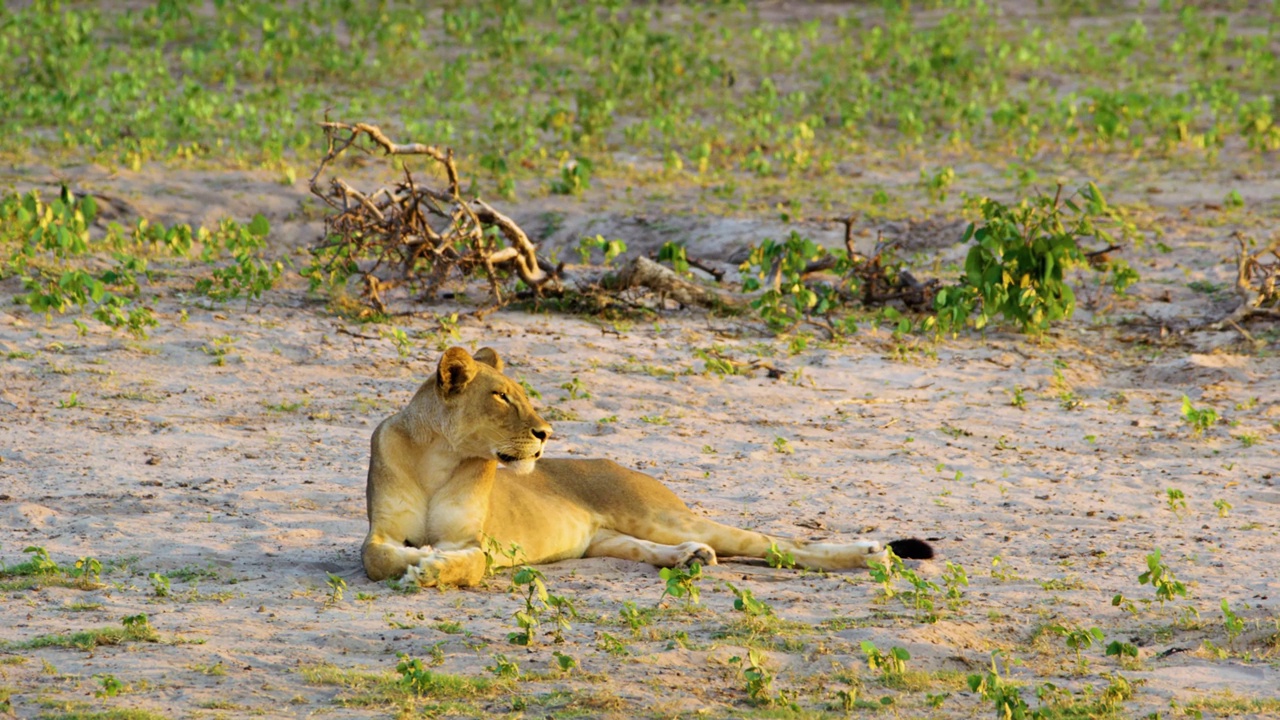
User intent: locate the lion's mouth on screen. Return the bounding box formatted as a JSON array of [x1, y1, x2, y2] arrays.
[[497, 450, 541, 463]]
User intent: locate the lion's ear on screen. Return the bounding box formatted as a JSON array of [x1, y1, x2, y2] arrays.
[[437, 347, 478, 394], [473, 347, 504, 373]]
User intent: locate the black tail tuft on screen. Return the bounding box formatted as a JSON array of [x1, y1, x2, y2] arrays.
[[887, 538, 935, 560]]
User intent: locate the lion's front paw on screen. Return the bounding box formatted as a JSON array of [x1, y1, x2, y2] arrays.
[[674, 542, 717, 568], [404, 553, 444, 587]]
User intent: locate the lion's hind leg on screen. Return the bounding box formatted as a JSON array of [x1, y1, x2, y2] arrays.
[[585, 529, 717, 568], [641, 514, 920, 571]]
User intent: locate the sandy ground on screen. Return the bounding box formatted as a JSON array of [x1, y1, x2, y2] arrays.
[[1, 165, 1279, 719]]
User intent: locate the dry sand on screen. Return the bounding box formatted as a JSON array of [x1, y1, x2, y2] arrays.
[[1, 166, 1278, 718]]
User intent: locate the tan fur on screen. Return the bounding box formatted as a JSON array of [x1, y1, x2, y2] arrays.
[[362, 347, 894, 586]]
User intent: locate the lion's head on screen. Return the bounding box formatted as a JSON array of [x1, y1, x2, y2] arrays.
[[432, 346, 551, 474]]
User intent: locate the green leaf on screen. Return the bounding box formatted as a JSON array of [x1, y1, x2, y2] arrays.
[[248, 213, 271, 237]]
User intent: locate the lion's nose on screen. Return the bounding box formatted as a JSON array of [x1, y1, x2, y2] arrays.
[[531, 427, 550, 442]]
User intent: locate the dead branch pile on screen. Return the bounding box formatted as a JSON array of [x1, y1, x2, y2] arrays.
[[307, 122, 560, 313], [306, 122, 950, 329], [1214, 232, 1280, 331], [829, 215, 941, 313]]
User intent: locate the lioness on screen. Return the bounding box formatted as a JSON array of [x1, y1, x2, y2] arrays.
[[362, 346, 933, 585]]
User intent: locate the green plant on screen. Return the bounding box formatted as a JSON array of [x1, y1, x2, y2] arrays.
[[920, 165, 956, 203], [861, 641, 910, 684], [658, 562, 703, 606], [552, 650, 577, 673], [57, 392, 81, 408], [1213, 498, 1233, 517], [1181, 396, 1218, 436], [771, 437, 794, 455], [935, 184, 1136, 334], [1165, 488, 1188, 517], [325, 572, 347, 604], [71, 556, 103, 589], [1139, 549, 1188, 605], [764, 543, 795, 569], [597, 631, 630, 656], [657, 242, 690, 275], [508, 565, 547, 646], [194, 215, 282, 306], [740, 231, 846, 331], [1105, 640, 1139, 665], [577, 234, 627, 265], [1010, 387, 1027, 408], [968, 653, 1031, 719], [382, 327, 413, 358], [507, 565, 575, 645], [942, 560, 969, 608], [19, 546, 61, 576], [730, 649, 778, 706], [619, 600, 650, 632], [560, 377, 590, 400], [726, 582, 773, 617], [1221, 599, 1246, 645], [94, 673, 125, 698], [148, 572, 171, 597], [395, 653, 446, 695], [550, 156, 593, 195], [1047, 624, 1105, 670], [486, 653, 520, 679]]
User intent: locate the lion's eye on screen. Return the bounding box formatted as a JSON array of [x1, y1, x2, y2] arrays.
[[494, 392, 510, 404]]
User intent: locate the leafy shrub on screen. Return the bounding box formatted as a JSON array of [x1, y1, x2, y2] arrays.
[[934, 184, 1136, 334]]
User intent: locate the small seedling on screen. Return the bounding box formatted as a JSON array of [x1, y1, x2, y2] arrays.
[[1165, 488, 1188, 517], [486, 654, 520, 678], [1139, 549, 1188, 605], [597, 632, 629, 656], [1048, 624, 1105, 670], [381, 327, 413, 358], [395, 654, 438, 695], [325, 572, 347, 604], [560, 377, 590, 400], [1181, 396, 1218, 436], [619, 600, 650, 632], [868, 548, 905, 599], [148, 572, 171, 598], [508, 565, 548, 646], [658, 563, 703, 606], [1105, 640, 1140, 669], [772, 436, 793, 454], [518, 377, 542, 400], [726, 582, 773, 617], [94, 674, 124, 698], [57, 392, 81, 408], [764, 542, 796, 569], [942, 560, 969, 607], [968, 653, 1031, 719], [552, 650, 578, 673], [72, 556, 103, 588], [1213, 498, 1232, 517], [730, 649, 777, 706], [861, 641, 910, 683], [1221, 599, 1245, 645], [1010, 387, 1026, 408]]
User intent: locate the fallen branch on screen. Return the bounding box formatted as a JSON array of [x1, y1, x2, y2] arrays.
[[1207, 232, 1280, 331], [608, 256, 744, 311]]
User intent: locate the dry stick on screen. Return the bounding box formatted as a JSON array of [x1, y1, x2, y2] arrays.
[[612, 256, 745, 310], [469, 199, 559, 293]]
